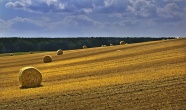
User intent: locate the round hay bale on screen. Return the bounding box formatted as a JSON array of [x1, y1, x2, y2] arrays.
[[57, 49, 63, 55], [120, 41, 125, 45], [110, 44, 113, 46], [19, 67, 42, 88], [43, 55, 52, 63], [83, 45, 87, 49], [10, 53, 13, 56], [30, 51, 33, 54]]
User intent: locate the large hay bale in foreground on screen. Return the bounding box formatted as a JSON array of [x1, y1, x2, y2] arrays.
[[83, 45, 87, 49], [43, 55, 52, 63], [120, 41, 125, 45], [19, 67, 42, 88], [57, 49, 63, 55]]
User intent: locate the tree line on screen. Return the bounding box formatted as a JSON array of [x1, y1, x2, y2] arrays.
[[0, 37, 174, 53]]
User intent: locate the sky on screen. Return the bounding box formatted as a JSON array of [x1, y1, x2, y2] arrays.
[[0, 0, 186, 37]]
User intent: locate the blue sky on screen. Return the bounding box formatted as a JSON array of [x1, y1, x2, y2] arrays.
[[0, 0, 186, 37]]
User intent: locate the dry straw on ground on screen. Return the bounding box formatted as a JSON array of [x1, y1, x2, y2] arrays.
[[120, 41, 125, 45], [83, 45, 87, 49], [43, 55, 52, 63], [19, 67, 42, 88], [57, 49, 63, 55]]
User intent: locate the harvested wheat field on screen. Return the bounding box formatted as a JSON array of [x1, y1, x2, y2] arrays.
[[0, 38, 186, 110]]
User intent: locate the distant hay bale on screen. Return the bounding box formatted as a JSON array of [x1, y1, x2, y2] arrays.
[[83, 45, 87, 49], [10, 53, 13, 56], [101, 45, 106, 47], [120, 41, 125, 45], [43, 55, 52, 63], [19, 67, 42, 88], [110, 44, 113, 46], [30, 51, 33, 54], [57, 49, 63, 55]]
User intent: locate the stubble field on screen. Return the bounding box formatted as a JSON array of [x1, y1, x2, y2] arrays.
[[0, 38, 186, 109]]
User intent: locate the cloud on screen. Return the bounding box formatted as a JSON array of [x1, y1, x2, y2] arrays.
[[44, 0, 57, 6], [0, 17, 49, 31], [0, 16, 55, 37], [66, 15, 100, 26], [104, 0, 114, 7], [4, 0, 127, 14], [5, 0, 66, 13], [4, 0, 186, 17], [39, 15, 102, 31], [0, 14, 101, 33], [2, 0, 186, 37], [6, 1, 26, 9], [157, 3, 180, 18], [163, 0, 182, 2], [125, 0, 186, 23], [127, 0, 157, 18], [0, 18, 9, 30]]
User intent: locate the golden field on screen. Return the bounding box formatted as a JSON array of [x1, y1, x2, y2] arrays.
[[0, 38, 186, 109]]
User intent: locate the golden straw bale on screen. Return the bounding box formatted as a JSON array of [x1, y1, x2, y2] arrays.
[[120, 41, 125, 45], [57, 49, 63, 55], [83, 45, 87, 49], [19, 67, 42, 88], [43, 55, 52, 63]]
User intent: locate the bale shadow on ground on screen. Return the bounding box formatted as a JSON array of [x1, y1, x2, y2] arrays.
[[20, 85, 43, 89]]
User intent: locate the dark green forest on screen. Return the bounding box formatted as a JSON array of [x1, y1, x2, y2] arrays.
[[0, 37, 174, 53]]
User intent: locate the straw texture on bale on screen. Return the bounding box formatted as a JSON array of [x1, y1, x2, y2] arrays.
[[120, 41, 125, 45], [43, 55, 52, 63], [83, 45, 87, 49], [57, 49, 63, 55], [19, 67, 42, 88]]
